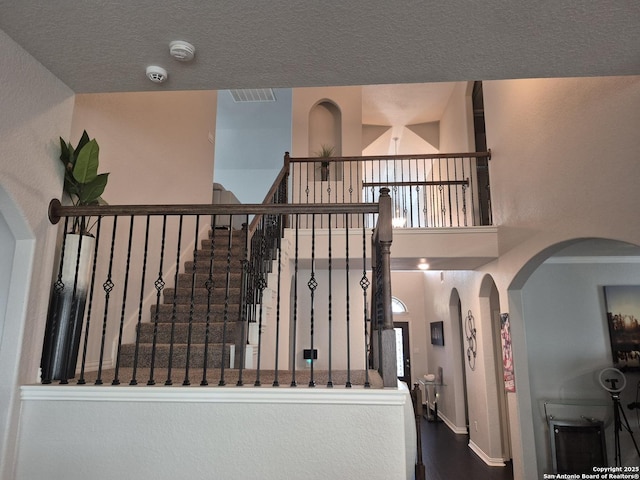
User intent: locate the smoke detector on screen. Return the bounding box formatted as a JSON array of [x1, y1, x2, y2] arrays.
[[169, 40, 195, 62], [146, 65, 168, 84]]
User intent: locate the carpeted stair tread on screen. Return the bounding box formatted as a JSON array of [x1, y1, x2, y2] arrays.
[[149, 304, 241, 323], [119, 343, 231, 368], [137, 322, 236, 343], [162, 287, 241, 304], [175, 272, 242, 289]]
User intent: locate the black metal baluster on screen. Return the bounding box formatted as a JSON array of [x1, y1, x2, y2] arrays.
[[290, 214, 299, 387], [361, 214, 371, 388], [447, 157, 453, 227], [41, 218, 70, 384], [201, 216, 217, 386], [148, 215, 167, 386], [254, 218, 268, 387], [345, 213, 352, 388], [307, 214, 317, 387], [272, 230, 283, 387], [218, 223, 233, 386], [112, 215, 135, 385], [78, 217, 102, 385], [327, 217, 333, 388], [408, 160, 414, 227], [236, 215, 250, 387], [183, 215, 200, 386], [454, 157, 460, 226], [59, 226, 86, 384], [165, 215, 184, 386], [130, 216, 150, 385], [96, 216, 118, 385]]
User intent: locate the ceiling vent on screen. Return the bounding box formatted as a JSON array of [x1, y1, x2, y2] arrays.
[[229, 89, 276, 103]]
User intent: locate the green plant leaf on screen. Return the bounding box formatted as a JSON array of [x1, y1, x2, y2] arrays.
[[76, 130, 90, 153], [73, 139, 99, 184], [59, 137, 70, 165], [78, 173, 109, 204]]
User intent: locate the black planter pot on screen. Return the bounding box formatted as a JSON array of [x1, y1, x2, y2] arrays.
[[41, 234, 95, 383]]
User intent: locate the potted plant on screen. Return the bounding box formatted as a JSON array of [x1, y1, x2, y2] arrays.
[[41, 131, 109, 382], [315, 144, 334, 181]]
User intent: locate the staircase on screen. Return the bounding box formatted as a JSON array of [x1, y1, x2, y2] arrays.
[[118, 227, 246, 378]]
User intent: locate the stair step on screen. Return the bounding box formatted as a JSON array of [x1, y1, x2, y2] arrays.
[[184, 261, 244, 273], [150, 303, 241, 322], [176, 272, 242, 289], [137, 322, 237, 344], [119, 343, 231, 368], [162, 287, 241, 305]]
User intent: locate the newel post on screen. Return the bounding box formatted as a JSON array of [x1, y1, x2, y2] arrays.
[[378, 188, 397, 387]]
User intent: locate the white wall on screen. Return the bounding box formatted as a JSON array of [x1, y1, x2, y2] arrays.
[[68, 92, 218, 370], [214, 88, 292, 204], [390, 272, 429, 386], [0, 27, 75, 479], [473, 76, 640, 479], [521, 257, 640, 472], [16, 386, 416, 480]]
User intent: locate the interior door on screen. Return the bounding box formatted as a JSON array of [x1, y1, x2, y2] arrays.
[[394, 321, 411, 384]]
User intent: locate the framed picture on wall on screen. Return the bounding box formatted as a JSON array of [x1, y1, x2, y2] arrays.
[[604, 285, 640, 371], [430, 321, 444, 346]]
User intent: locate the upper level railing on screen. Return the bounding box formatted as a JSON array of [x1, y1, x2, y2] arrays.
[[41, 193, 397, 388], [287, 150, 492, 228]]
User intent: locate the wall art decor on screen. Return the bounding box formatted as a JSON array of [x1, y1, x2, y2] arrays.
[[604, 285, 640, 371]]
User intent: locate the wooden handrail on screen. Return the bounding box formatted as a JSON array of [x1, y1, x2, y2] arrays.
[[48, 199, 378, 224], [363, 179, 469, 188], [289, 150, 491, 162]]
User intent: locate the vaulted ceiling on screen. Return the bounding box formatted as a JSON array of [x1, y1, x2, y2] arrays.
[[0, 1, 638, 94]]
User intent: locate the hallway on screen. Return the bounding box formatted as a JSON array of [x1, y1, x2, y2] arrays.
[[420, 419, 513, 480]]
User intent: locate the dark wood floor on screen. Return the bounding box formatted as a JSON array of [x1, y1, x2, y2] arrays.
[[419, 418, 514, 480]]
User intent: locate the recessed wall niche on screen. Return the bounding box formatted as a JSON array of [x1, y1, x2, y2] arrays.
[[308, 100, 343, 181]]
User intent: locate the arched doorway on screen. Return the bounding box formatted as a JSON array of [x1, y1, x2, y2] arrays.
[[508, 238, 640, 476], [450, 288, 470, 432]]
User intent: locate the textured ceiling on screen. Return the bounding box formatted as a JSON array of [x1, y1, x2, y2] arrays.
[[0, 1, 638, 93]]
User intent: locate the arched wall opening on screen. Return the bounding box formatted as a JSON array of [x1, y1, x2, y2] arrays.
[[508, 237, 640, 477], [449, 288, 469, 433]]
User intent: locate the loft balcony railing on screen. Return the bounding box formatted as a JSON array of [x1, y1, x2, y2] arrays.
[[286, 150, 492, 228], [41, 189, 398, 389]]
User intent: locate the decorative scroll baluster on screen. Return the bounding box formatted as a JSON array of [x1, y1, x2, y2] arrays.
[[78, 217, 102, 385], [165, 215, 184, 386], [218, 224, 233, 386], [361, 214, 371, 388], [236, 216, 250, 387], [254, 219, 268, 387], [290, 214, 299, 387], [130, 216, 150, 385], [41, 217, 70, 382], [307, 214, 317, 387], [148, 216, 167, 386], [112, 215, 135, 385], [201, 215, 216, 386], [96, 216, 118, 385], [58, 227, 86, 385], [183, 215, 200, 386]]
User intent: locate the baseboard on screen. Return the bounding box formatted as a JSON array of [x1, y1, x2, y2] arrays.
[[437, 411, 468, 435], [468, 439, 506, 467]]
